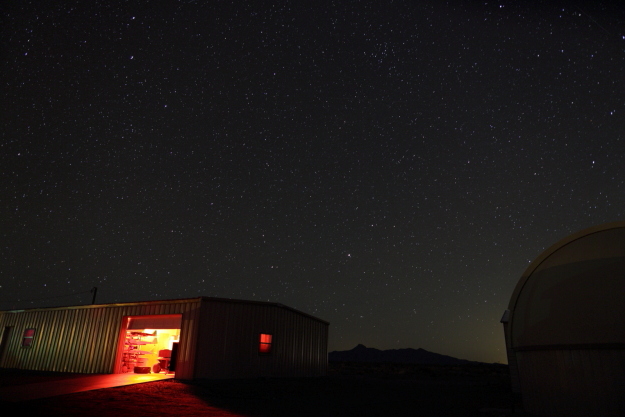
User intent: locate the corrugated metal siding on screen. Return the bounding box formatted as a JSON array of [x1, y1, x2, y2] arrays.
[[516, 348, 625, 417], [195, 299, 328, 378], [0, 297, 328, 380], [0, 298, 202, 378]]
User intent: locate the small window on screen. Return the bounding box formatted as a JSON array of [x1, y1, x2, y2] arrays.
[[259, 333, 272, 354], [22, 328, 36, 347]]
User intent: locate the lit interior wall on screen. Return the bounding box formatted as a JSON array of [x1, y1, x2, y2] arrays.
[[118, 314, 183, 374], [129, 328, 179, 371]]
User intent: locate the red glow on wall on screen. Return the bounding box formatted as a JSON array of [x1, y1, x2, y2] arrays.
[[259, 333, 272, 354], [22, 328, 36, 347]]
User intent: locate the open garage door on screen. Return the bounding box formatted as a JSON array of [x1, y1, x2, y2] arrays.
[[116, 314, 182, 375]]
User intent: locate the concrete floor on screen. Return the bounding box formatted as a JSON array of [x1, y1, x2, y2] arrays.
[[0, 372, 175, 402]]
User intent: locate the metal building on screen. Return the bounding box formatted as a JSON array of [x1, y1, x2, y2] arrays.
[[501, 222, 625, 417], [0, 297, 329, 379]]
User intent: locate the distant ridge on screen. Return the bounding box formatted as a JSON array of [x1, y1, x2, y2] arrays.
[[328, 344, 476, 365]]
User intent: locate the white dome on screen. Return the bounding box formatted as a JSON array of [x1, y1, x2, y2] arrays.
[[509, 223, 625, 348], [504, 222, 625, 417]]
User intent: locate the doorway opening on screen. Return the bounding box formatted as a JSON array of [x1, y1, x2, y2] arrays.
[[116, 314, 181, 375], [0, 327, 12, 366]]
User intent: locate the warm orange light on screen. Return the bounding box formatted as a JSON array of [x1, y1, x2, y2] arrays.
[[118, 325, 180, 374], [259, 333, 272, 353]]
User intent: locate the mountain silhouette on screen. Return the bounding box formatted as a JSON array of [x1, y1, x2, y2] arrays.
[[328, 344, 475, 365]]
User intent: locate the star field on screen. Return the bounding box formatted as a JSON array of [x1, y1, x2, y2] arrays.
[[2, 1, 624, 363]]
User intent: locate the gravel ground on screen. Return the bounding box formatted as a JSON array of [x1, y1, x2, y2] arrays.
[[0, 362, 533, 417]]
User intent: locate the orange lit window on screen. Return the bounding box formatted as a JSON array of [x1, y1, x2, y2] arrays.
[[22, 328, 36, 347], [259, 333, 272, 354]]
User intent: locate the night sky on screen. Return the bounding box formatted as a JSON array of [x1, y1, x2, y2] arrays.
[[2, 1, 624, 364]]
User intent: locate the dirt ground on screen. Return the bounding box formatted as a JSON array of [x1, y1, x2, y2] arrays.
[[0, 362, 530, 417]]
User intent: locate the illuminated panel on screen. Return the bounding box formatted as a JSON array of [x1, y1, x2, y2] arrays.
[[22, 328, 36, 347], [259, 333, 272, 354]]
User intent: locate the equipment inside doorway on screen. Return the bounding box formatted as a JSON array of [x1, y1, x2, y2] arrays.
[[120, 315, 182, 374]]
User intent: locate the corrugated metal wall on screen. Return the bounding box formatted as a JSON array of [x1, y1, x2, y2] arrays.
[[0, 298, 202, 379], [516, 348, 625, 417], [194, 299, 328, 378], [0, 297, 328, 380]]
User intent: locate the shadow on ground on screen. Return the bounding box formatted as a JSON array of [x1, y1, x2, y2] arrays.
[[3, 362, 530, 417]]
